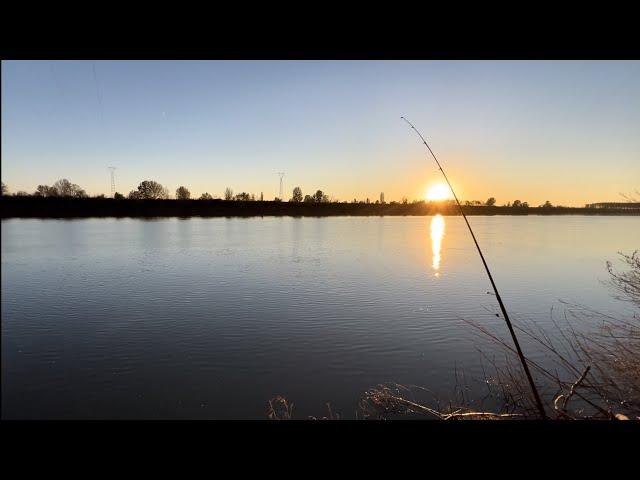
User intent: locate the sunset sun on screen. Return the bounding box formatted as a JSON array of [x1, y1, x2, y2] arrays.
[[426, 183, 452, 201]]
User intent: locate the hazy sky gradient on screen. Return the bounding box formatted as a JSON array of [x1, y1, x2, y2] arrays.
[[2, 60, 639, 205]]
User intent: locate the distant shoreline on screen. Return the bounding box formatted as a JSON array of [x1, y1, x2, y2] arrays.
[[2, 197, 639, 219]]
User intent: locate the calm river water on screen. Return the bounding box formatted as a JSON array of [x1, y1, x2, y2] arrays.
[[2, 216, 638, 419]]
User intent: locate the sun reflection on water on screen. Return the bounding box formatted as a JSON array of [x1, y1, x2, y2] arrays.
[[430, 214, 445, 275]]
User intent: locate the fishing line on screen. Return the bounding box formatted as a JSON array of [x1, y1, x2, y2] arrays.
[[401, 116, 547, 419]]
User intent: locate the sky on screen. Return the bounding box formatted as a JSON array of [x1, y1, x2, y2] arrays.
[[2, 60, 639, 206]]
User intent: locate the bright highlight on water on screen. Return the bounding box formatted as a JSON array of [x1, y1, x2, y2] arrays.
[[430, 214, 445, 274]]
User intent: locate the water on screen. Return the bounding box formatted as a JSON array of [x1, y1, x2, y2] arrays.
[[2, 216, 638, 419]]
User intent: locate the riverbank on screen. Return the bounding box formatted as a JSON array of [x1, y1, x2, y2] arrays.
[[2, 196, 639, 218]]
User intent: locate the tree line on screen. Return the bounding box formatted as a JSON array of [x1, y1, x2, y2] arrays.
[[464, 197, 532, 208], [0, 180, 334, 203], [1, 180, 557, 208], [1, 179, 88, 198]]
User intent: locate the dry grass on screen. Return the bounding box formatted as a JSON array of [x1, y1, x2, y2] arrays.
[[456, 304, 639, 420], [267, 395, 341, 420], [267, 396, 294, 420], [357, 383, 524, 420], [482, 250, 640, 420]]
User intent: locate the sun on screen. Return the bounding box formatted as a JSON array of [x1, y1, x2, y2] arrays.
[[425, 183, 452, 201]]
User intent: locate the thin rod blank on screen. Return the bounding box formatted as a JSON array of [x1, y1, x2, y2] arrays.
[[401, 116, 547, 419]]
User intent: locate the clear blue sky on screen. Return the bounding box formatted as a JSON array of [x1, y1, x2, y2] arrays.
[[2, 60, 639, 205]]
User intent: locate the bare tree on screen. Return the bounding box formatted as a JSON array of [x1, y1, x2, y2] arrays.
[[54, 179, 86, 197], [607, 251, 640, 306], [176, 186, 191, 200], [35, 185, 55, 197], [619, 190, 639, 202], [291, 187, 303, 202], [313, 190, 329, 203], [134, 180, 169, 199], [53, 179, 73, 196], [224, 188, 234, 201]]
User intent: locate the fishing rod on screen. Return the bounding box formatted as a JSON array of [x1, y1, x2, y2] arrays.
[[401, 116, 547, 419]]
